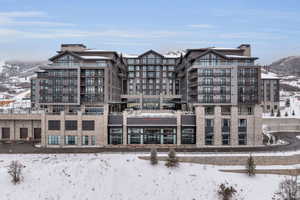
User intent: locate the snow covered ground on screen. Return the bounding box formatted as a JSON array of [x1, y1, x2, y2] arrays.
[[0, 153, 285, 200]]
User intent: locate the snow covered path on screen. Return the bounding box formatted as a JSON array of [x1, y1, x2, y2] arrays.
[[0, 153, 284, 200]]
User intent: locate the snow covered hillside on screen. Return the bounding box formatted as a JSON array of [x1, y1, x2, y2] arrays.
[[0, 153, 284, 200]]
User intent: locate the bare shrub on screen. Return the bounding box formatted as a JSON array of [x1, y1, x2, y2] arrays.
[[272, 176, 299, 200], [8, 160, 25, 184], [217, 182, 237, 200]]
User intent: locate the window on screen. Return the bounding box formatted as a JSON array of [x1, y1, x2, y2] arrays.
[[181, 128, 196, 144], [20, 128, 28, 139], [65, 120, 77, 130], [82, 136, 89, 145], [34, 128, 41, 139], [48, 120, 60, 130], [65, 136, 77, 145], [82, 120, 95, 130], [109, 128, 123, 145], [48, 135, 60, 145], [222, 134, 230, 145], [238, 119, 247, 127], [1, 127, 10, 139], [238, 134, 247, 145], [205, 119, 214, 145], [91, 136, 96, 145]]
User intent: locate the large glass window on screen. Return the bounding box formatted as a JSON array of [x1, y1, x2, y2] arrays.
[[65, 136, 77, 145], [108, 128, 123, 145], [91, 136, 96, 145], [82, 136, 89, 145], [238, 134, 247, 145], [205, 119, 214, 145], [48, 135, 60, 145], [128, 128, 142, 144], [181, 128, 196, 144]]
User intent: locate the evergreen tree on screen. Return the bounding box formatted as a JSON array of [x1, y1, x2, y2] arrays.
[[150, 147, 158, 165], [270, 109, 274, 116], [276, 110, 281, 117], [165, 148, 179, 168], [246, 154, 256, 176]]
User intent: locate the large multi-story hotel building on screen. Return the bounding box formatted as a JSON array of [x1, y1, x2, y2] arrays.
[[0, 43, 274, 148]]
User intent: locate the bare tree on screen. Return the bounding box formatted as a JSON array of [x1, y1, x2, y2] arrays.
[[8, 161, 25, 184], [217, 182, 237, 200], [165, 148, 179, 168], [150, 147, 158, 165], [273, 176, 299, 200]]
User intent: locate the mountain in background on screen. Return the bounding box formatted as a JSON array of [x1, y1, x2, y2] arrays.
[[268, 56, 300, 76]]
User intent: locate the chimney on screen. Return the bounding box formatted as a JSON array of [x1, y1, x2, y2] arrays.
[[60, 44, 86, 52], [238, 44, 251, 57]]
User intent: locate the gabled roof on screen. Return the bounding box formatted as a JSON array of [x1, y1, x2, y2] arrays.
[[191, 49, 258, 62], [138, 49, 164, 58], [49, 51, 82, 61], [192, 49, 227, 61]]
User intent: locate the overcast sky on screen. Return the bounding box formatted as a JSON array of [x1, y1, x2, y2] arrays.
[[0, 0, 300, 64]]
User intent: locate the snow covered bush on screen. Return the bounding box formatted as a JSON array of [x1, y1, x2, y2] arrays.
[[150, 147, 158, 165], [217, 182, 237, 200], [271, 109, 274, 116], [246, 154, 255, 177], [8, 160, 25, 184], [165, 148, 179, 168], [276, 110, 281, 117], [285, 98, 290, 107], [272, 176, 299, 200]]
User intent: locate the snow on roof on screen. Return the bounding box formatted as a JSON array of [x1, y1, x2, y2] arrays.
[[211, 47, 240, 50], [84, 49, 116, 52], [123, 54, 139, 58], [261, 71, 280, 79], [225, 54, 251, 58], [80, 56, 112, 60], [163, 53, 181, 58]]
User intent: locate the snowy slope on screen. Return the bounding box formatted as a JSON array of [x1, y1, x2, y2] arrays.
[[0, 153, 284, 200]]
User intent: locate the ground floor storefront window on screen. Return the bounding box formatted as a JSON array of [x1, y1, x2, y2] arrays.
[[181, 128, 196, 144], [65, 136, 77, 145], [127, 127, 176, 144], [48, 135, 60, 145], [108, 128, 123, 145]]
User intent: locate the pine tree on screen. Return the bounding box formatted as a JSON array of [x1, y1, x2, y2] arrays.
[[165, 148, 179, 168], [270, 109, 274, 116], [246, 154, 256, 176], [150, 147, 158, 165]]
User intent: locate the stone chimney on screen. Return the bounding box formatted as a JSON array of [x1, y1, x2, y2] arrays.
[[61, 44, 86, 52], [238, 44, 251, 57]]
